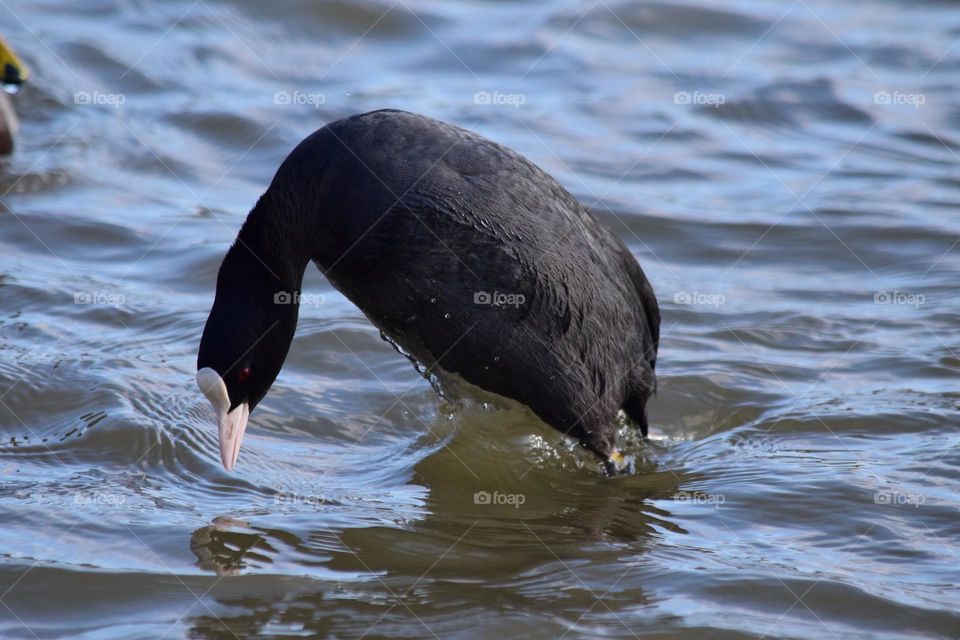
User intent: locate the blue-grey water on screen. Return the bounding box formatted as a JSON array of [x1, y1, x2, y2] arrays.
[[1, 1, 958, 638]]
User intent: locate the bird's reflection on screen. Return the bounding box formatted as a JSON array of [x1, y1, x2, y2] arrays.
[[185, 412, 703, 638], [190, 516, 280, 576]]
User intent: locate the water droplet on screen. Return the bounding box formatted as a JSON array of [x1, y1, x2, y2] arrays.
[[443, 313, 451, 319], [493, 356, 501, 362], [430, 298, 437, 303]]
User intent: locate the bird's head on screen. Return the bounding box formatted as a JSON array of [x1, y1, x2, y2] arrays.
[[196, 240, 299, 470]]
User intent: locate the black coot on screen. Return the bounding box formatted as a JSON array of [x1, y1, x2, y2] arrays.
[[196, 109, 659, 474]]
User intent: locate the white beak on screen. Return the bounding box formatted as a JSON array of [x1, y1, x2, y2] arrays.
[[196, 367, 250, 471]]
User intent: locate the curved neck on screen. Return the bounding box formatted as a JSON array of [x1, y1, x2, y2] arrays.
[[233, 190, 313, 293]]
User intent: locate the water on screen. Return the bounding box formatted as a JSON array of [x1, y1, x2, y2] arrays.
[[1, 1, 958, 638]]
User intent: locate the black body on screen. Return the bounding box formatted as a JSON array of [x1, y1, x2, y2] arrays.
[[198, 109, 659, 460]]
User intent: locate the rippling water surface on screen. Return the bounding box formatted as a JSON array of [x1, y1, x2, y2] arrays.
[[1, 1, 958, 638]]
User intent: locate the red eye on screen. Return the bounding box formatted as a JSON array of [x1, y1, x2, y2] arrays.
[[238, 367, 252, 382]]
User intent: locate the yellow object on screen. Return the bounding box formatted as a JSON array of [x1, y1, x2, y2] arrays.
[[0, 35, 29, 86], [609, 450, 625, 465]]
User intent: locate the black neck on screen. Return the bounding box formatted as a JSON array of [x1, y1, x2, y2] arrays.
[[232, 190, 313, 294]]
